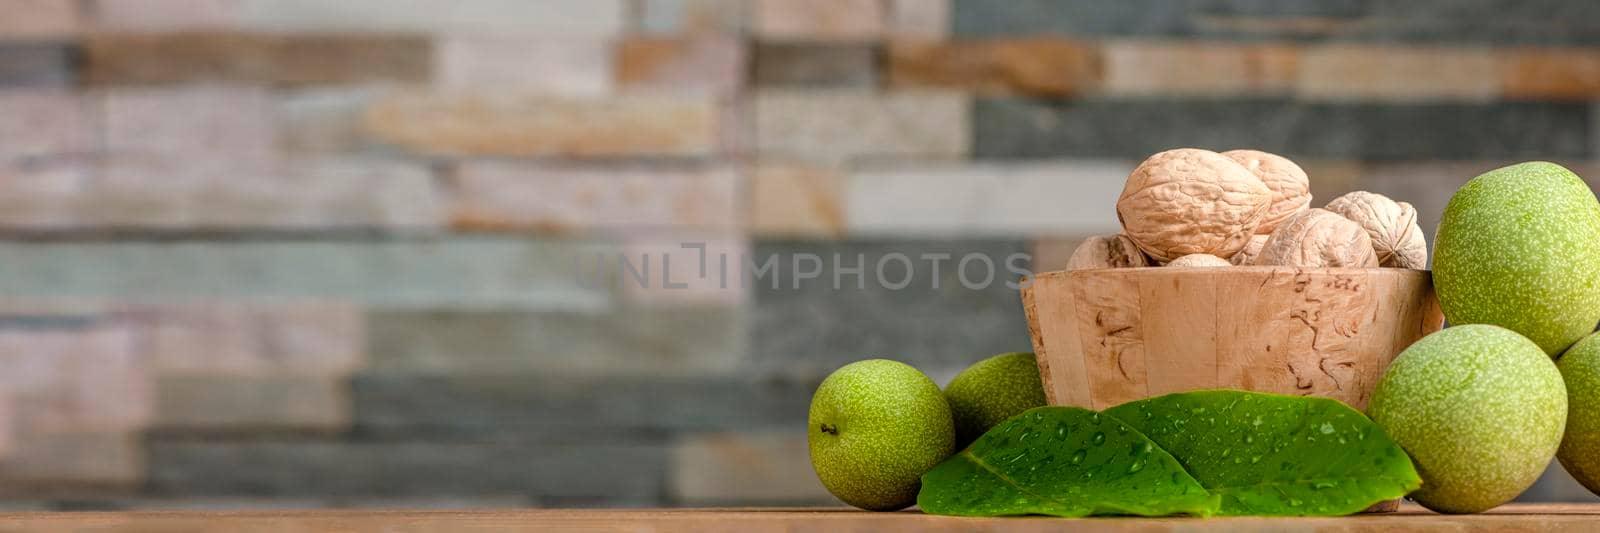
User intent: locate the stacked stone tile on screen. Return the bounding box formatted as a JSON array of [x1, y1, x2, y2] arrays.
[[0, 0, 1596, 507]]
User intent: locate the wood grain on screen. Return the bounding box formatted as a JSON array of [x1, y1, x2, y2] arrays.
[[0, 504, 1595, 532], [1023, 267, 1444, 411]]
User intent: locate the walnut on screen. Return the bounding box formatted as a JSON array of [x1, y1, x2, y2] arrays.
[[1066, 234, 1152, 270], [1167, 254, 1232, 268], [1256, 208, 1380, 268], [1116, 148, 1273, 263], [1231, 234, 1270, 266], [1222, 149, 1312, 235], [1324, 191, 1428, 269]]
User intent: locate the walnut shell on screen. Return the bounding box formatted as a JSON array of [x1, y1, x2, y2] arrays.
[[1222, 149, 1313, 235], [1116, 148, 1272, 263], [1167, 254, 1232, 268], [1324, 191, 1427, 269], [1231, 234, 1270, 266], [1256, 208, 1380, 268], [1066, 234, 1152, 270]]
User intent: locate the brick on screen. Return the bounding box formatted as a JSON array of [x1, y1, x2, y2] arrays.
[[619, 237, 749, 306], [153, 376, 348, 430], [363, 92, 718, 157], [147, 438, 666, 499], [102, 87, 275, 161], [274, 87, 384, 154], [234, 0, 625, 35], [1500, 48, 1600, 101], [142, 301, 364, 377], [448, 162, 737, 233], [750, 163, 844, 237], [670, 431, 831, 504], [0, 0, 78, 39], [352, 375, 815, 437], [0, 431, 142, 485], [84, 33, 430, 86], [888, 0, 949, 37], [1298, 44, 1497, 101], [435, 37, 611, 96], [1101, 41, 1298, 96], [91, 0, 240, 31], [752, 0, 883, 41], [754, 90, 968, 162], [617, 36, 745, 96], [750, 239, 1034, 378], [366, 307, 744, 376], [0, 43, 74, 87], [0, 90, 91, 158], [847, 161, 1127, 236], [638, 0, 745, 34], [887, 38, 1097, 96], [0, 157, 443, 230], [0, 240, 611, 310], [0, 322, 151, 433], [753, 42, 877, 88], [972, 98, 1592, 159]]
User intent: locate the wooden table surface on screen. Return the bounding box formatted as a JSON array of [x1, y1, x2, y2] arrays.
[[0, 503, 1596, 532]]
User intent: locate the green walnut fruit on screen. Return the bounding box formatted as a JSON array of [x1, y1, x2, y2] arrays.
[[1368, 325, 1567, 514], [1433, 161, 1600, 355], [943, 352, 1048, 448], [1558, 332, 1600, 496], [808, 359, 955, 511]]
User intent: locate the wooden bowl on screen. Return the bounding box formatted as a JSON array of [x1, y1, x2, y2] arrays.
[[1021, 267, 1444, 411]]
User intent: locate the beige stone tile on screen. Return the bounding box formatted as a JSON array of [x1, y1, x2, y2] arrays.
[[754, 90, 968, 162], [449, 162, 738, 233], [750, 162, 844, 237], [1101, 40, 1298, 96], [363, 92, 718, 157], [1298, 44, 1498, 101], [751, 0, 884, 41]]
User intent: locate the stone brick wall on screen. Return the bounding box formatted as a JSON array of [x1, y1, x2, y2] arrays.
[[0, 0, 1596, 508]]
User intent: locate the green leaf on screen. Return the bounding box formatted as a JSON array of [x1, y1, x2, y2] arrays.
[[1103, 390, 1422, 516], [917, 406, 1219, 517]]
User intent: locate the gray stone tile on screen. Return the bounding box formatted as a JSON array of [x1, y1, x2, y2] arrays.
[[153, 376, 349, 431], [351, 375, 816, 437], [952, 0, 1600, 44], [954, 0, 1192, 39], [753, 43, 878, 87], [1360, 159, 1600, 245], [366, 307, 746, 377], [749, 239, 1034, 379], [0, 239, 613, 310], [146, 438, 666, 500], [0, 44, 74, 86], [1518, 460, 1600, 503], [972, 98, 1591, 160]]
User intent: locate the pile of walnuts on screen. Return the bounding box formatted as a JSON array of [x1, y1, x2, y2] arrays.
[[1069, 148, 1427, 270]]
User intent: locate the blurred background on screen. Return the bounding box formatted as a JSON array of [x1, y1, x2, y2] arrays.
[[0, 0, 1597, 510]]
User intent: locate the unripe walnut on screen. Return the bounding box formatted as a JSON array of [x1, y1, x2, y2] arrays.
[[1222, 149, 1312, 235], [1066, 234, 1151, 270], [1324, 191, 1428, 269], [1256, 208, 1380, 268], [1116, 148, 1272, 263], [1167, 254, 1231, 268], [1231, 234, 1270, 266]]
